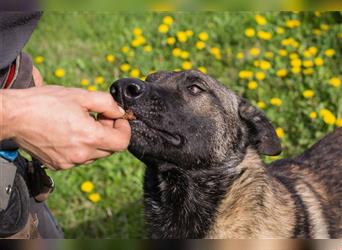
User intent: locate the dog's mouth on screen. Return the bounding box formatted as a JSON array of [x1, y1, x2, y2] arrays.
[[130, 116, 183, 147]]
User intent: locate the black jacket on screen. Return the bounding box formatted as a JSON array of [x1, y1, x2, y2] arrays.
[[0, 12, 42, 84]]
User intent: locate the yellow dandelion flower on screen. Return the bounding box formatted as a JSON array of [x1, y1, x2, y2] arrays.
[[324, 49, 335, 57], [88, 193, 101, 203], [120, 63, 130, 72], [34, 56, 44, 64], [80, 79, 89, 86], [132, 27, 143, 36], [303, 90, 315, 99], [247, 81, 258, 90], [281, 38, 291, 46], [210, 47, 221, 56], [257, 101, 266, 109], [276, 69, 288, 78], [289, 53, 299, 60], [275, 128, 285, 138], [259, 60, 271, 71], [195, 41, 206, 50], [309, 112, 317, 119], [239, 70, 253, 79], [249, 47, 260, 57], [244, 28, 255, 37], [328, 77, 341, 88], [253, 60, 260, 67], [255, 15, 267, 26], [131, 39, 140, 47], [257, 30, 272, 40], [303, 68, 314, 75], [198, 66, 207, 74], [106, 54, 115, 63], [336, 118, 342, 127], [172, 48, 182, 57], [87, 85, 97, 91], [291, 67, 301, 74], [130, 68, 140, 78], [270, 98, 282, 106], [158, 24, 169, 33], [144, 45, 152, 52], [320, 24, 329, 31], [320, 109, 336, 125], [308, 46, 318, 56], [303, 50, 311, 58], [177, 31, 188, 43], [290, 58, 302, 68], [182, 61, 192, 70], [314, 57, 324, 66], [285, 19, 301, 28], [180, 51, 190, 59], [95, 76, 105, 85], [166, 37, 176, 45], [303, 60, 314, 68], [255, 71, 266, 80], [236, 52, 244, 59], [198, 32, 209, 41], [320, 108, 330, 117], [314, 11, 321, 16], [278, 49, 288, 57], [276, 27, 285, 34], [163, 16, 174, 25], [121, 46, 130, 54], [186, 30, 194, 37], [131, 36, 145, 47], [54, 68, 65, 78], [80, 181, 94, 193]]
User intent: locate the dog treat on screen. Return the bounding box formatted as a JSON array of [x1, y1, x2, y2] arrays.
[[122, 109, 136, 121]]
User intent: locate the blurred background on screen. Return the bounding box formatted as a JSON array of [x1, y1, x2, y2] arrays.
[[24, 11, 341, 238]]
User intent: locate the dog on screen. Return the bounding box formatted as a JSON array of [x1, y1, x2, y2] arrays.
[[110, 70, 342, 239]]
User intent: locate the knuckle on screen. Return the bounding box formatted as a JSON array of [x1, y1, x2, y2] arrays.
[[70, 149, 89, 164]]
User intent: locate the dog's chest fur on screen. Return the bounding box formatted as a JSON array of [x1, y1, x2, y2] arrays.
[[143, 149, 295, 239], [143, 162, 242, 238]]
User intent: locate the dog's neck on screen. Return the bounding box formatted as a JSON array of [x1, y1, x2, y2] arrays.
[[143, 147, 268, 239]]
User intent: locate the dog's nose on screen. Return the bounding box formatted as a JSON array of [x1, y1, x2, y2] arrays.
[[110, 78, 145, 103]]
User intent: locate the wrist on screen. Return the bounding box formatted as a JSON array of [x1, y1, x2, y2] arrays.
[[0, 89, 23, 140]]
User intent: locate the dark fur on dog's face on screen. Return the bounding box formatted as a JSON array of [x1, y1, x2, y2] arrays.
[[111, 70, 281, 169]]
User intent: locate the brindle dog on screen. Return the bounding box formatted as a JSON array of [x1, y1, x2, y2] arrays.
[[110, 70, 342, 239]]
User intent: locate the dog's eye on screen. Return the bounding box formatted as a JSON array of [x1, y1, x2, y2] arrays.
[[187, 84, 204, 95]]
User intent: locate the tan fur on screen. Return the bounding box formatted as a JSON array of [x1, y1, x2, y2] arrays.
[[295, 182, 329, 238], [206, 148, 296, 239]]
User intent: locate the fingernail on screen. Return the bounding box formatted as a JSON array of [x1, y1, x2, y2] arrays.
[[119, 106, 125, 115]]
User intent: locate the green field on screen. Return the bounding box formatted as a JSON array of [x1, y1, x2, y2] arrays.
[[25, 12, 341, 238]]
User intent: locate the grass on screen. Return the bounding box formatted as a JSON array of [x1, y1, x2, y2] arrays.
[[24, 12, 341, 238]]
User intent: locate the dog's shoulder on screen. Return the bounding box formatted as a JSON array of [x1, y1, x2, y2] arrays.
[[295, 128, 342, 168], [267, 128, 342, 238]]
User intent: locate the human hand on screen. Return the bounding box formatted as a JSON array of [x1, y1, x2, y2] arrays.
[[1, 86, 131, 170]]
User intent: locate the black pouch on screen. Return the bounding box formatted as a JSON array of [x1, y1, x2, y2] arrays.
[[0, 157, 30, 238]]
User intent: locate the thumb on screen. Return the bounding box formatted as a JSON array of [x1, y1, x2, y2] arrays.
[[97, 119, 131, 152]]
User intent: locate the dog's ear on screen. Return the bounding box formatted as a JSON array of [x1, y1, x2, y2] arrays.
[[238, 98, 282, 156]]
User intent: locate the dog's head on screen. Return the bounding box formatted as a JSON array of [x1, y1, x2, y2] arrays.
[[110, 70, 281, 169]]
